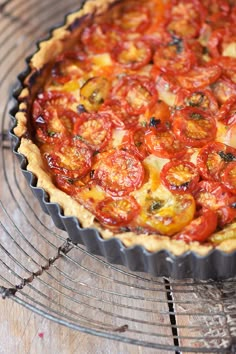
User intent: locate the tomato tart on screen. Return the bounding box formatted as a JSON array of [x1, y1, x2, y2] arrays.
[[12, 0, 236, 271]]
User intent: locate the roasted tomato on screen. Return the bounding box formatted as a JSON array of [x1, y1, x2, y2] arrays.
[[160, 160, 199, 194], [121, 126, 148, 161], [138, 192, 195, 235], [153, 41, 196, 75], [208, 28, 235, 57], [144, 126, 187, 159], [221, 162, 236, 195], [112, 40, 152, 70], [73, 112, 112, 151], [217, 96, 236, 125], [172, 107, 217, 148], [99, 99, 139, 129], [173, 209, 218, 243], [33, 91, 75, 116], [194, 181, 236, 226], [93, 150, 144, 196], [80, 77, 111, 112], [175, 88, 219, 115], [112, 75, 158, 116], [197, 141, 236, 181], [44, 139, 92, 179], [176, 65, 222, 90], [211, 76, 236, 104], [95, 196, 140, 227], [212, 57, 236, 85]]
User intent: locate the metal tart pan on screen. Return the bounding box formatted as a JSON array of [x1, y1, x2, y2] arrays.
[[9, 5, 236, 281]]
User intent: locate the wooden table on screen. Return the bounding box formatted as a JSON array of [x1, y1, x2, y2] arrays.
[[1, 1, 236, 353]]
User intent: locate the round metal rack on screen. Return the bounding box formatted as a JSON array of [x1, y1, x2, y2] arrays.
[[1, 0, 236, 352]]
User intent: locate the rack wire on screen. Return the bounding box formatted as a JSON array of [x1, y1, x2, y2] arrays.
[[1, 0, 236, 352]]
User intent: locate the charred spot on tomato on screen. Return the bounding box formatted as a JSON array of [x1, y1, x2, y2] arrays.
[[218, 151, 236, 162], [90, 169, 95, 178], [148, 200, 163, 213], [149, 117, 161, 127], [77, 104, 87, 113], [189, 112, 204, 120], [168, 34, 183, 54], [186, 92, 205, 107]]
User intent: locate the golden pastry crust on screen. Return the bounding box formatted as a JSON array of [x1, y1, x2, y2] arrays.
[[14, 0, 236, 256]]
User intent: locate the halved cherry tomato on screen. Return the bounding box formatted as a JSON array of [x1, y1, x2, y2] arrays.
[[73, 112, 112, 151], [144, 126, 187, 159], [197, 141, 236, 181], [153, 41, 196, 74], [194, 180, 236, 226], [95, 196, 140, 227], [108, 2, 151, 33], [173, 209, 218, 243], [160, 160, 199, 193], [99, 99, 139, 129], [93, 150, 144, 196], [33, 91, 75, 117], [112, 75, 158, 116], [212, 57, 236, 85], [175, 88, 219, 115], [112, 40, 152, 70], [53, 175, 83, 195], [121, 126, 148, 161], [148, 100, 171, 125], [177, 65, 222, 90], [217, 96, 236, 125], [138, 192, 195, 235], [211, 76, 236, 104], [44, 139, 92, 179], [80, 77, 111, 112], [221, 162, 236, 195], [172, 107, 217, 148]]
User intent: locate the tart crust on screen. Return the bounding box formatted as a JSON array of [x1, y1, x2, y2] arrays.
[[14, 0, 236, 256]]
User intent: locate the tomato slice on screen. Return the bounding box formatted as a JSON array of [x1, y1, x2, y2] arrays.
[[73, 112, 112, 151], [95, 196, 140, 227], [176, 65, 222, 90], [217, 96, 236, 125], [153, 41, 196, 74], [80, 77, 111, 112], [172, 107, 217, 148], [138, 192, 195, 235], [121, 126, 148, 161], [221, 162, 236, 194], [112, 75, 158, 116], [160, 160, 199, 193], [93, 150, 144, 196], [212, 57, 236, 85], [173, 209, 218, 243], [211, 76, 236, 104], [99, 99, 139, 129], [112, 40, 152, 70], [194, 181, 236, 226], [144, 127, 187, 159], [197, 141, 236, 181], [44, 139, 92, 179]]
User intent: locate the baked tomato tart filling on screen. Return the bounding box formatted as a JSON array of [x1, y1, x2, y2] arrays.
[[14, 0, 236, 256]]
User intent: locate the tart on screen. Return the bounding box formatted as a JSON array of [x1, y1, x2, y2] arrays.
[[13, 0, 236, 263]]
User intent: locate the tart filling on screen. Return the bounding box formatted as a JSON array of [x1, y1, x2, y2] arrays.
[[14, 0, 236, 255]]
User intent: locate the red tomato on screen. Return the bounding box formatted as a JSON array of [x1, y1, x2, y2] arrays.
[[53, 175, 83, 196], [35, 91, 75, 110], [172, 107, 217, 148], [217, 96, 236, 125], [121, 126, 148, 161], [211, 76, 236, 104], [144, 127, 187, 159], [197, 141, 236, 181], [194, 181, 236, 226], [176, 65, 222, 90], [173, 209, 218, 243], [212, 57, 236, 85], [175, 88, 219, 115], [221, 162, 236, 195], [93, 150, 144, 196], [99, 99, 139, 129], [112, 40, 152, 70], [95, 196, 140, 227], [44, 139, 92, 179], [153, 42, 196, 75], [160, 160, 199, 194], [73, 112, 112, 151], [112, 75, 158, 116], [208, 28, 232, 57]]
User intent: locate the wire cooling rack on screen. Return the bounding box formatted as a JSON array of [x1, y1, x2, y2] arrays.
[[1, 0, 236, 352]]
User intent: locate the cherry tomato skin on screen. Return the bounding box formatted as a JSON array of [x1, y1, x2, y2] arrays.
[[160, 160, 199, 194], [95, 196, 140, 227], [217, 96, 236, 125], [197, 142, 236, 181], [121, 127, 148, 161], [172, 107, 217, 148], [173, 209, 218, 243], [221, 162, 236, 195], [93, 150, 145, 197], [177, 65, 222, 90]]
